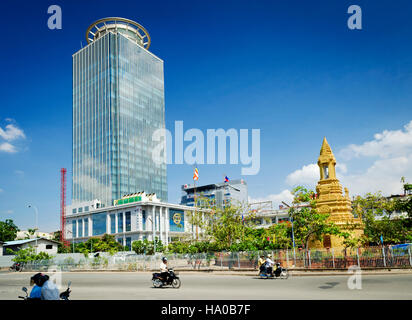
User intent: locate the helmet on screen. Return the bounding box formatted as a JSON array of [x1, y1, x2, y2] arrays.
[[267, 254, 272, 258], [162, 257, 167, 262], [31, 273, 48, 287]]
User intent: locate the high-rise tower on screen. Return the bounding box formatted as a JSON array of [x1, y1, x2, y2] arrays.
[[72, 18, 167, 206]]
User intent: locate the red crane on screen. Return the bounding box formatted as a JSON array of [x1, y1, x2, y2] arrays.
[[60, 168, 69, 247]]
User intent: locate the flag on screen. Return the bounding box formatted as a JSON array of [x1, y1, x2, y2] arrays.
[[380, 235, 384, 244], [193, 167, 199, 181], [241, 215, 244, 225], [224, 176, 229, 183]]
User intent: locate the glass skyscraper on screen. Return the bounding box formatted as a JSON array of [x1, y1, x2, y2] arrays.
[[72, 18, 167, 206]]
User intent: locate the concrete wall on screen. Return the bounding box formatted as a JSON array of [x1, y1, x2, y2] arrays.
[[0, 255, 14, 267]]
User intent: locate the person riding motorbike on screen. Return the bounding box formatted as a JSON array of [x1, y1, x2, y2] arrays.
[[160, 257, 169, 282], [29, 273, 45, 299], [265, 254, 275, 276], [39, 274, 60, 300], [257, 255, 266, 275]]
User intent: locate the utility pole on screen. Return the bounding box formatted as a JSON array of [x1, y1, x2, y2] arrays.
[[28, 205, 38, 252], [282, 201, 296, 265]]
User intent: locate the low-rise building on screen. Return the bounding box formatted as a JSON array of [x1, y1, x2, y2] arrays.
[[65, 192, 208, 249], [16, 230, 54, 240], [181, 179, 248, 208], [3, 238, 59, 255]]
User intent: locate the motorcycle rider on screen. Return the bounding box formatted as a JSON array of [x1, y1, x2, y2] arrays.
[[160, 257, 169, 282], [265, 254, 275, 276], [29, 273, 44, 299], [257, 255, 266, 275]]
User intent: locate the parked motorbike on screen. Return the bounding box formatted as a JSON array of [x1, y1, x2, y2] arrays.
[[18, 281, 72, 300], [10, 262, 23, 272], [152, 268, 181, 288]]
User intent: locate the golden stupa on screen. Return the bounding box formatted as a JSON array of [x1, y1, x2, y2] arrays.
[[310, 137, 363, 249]]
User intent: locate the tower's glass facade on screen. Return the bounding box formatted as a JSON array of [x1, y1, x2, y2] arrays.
[[72, 28, 167, 206]]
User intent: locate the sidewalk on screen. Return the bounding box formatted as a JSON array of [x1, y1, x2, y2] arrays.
[[4, 267, 411, 276]]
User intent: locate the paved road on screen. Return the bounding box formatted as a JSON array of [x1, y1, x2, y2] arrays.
[[1, 272, 411, 300]]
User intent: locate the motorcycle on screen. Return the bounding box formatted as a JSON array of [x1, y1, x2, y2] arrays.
[[10, 262, 23, 272], [18, 281, 72, 300], [152, 268, 181, 288], [59, 281, 72, 300], [259, 263, 289, 279]]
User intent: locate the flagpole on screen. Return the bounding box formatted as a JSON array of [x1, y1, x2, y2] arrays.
[[193, 166, 198, 241]]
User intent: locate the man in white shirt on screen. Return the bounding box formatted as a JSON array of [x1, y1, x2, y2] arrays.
[[265, 254, 275, 276], [160, 257, 169, 282], [40, 275, 60, 300]]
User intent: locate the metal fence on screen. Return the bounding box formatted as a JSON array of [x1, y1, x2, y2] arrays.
[[7, 245, 412, 272]]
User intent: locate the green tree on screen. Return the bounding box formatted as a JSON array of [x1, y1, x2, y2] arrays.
[[0, 219, 19, 242], [11, 246, 53, 264], [205, 204, 249, 249], [289, 186, 343, 249], [352, 192, 412, 245]]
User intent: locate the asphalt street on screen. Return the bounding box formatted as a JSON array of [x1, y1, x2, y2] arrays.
[[0, 272, 411, 300]]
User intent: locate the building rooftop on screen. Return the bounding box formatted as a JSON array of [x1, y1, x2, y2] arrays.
[[86, 17, 151, 50], [4, 238, 60, 246]]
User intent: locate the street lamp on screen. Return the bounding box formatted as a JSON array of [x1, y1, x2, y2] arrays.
[[281, 201, 296, 266], [67, 230, 75, 254], [27, 205, 38, 252], [147, 216, 156, 253]]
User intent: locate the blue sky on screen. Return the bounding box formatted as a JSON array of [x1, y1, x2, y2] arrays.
[[1, 0, 412, 232]]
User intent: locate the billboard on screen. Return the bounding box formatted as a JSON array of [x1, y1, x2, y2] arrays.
[[169, 209, 184, 232]]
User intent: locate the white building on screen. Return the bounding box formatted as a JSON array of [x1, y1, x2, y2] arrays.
[[65, 192, 208, 250], [16, 230, 54, 240], [3, 238, 59, 255]]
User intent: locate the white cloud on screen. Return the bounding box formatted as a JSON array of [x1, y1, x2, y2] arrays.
[[0, 121, 26, 153], [0, 123, 26, 141], [340, 120, 412, 160], [286, 163, 318, 186], [254, 120, 412, 202], [249, 189, 294, 208], [0, 142, 17, 153], [284, 120, 412, 197], [0, 188, 3, 193]]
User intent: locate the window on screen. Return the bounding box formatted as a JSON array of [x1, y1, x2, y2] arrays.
[[117, 238, 123, 246], [46, 245, 52, 249], [78, 219, 83, 237], [72, 220, 76, 238], [72, 209, 77, 214], [110, 214, 116, 233], [78, 207, 83, 213], [142, 210, 146, 230], [125, 237, 131, 250], [323, 166, 329, 179], [84, 206, 89, 212], [84, 219, 89, 237], [118, 212, 123, 233], [92, 212, 107, 236], [125, 212, 131, 232]]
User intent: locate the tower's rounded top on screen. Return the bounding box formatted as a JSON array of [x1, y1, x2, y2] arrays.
[[86, 17, 151, 50]]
